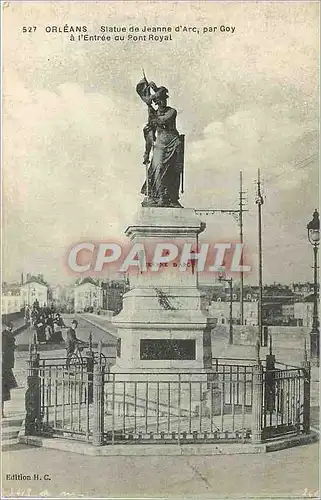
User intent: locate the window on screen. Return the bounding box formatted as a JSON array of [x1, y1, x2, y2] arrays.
[[233, 294, 237, 300], [221, 318, 225, 324]]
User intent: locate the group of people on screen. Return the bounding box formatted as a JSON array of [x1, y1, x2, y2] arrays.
[[2, 315, 86, 416], [25, 301, 65, 344]]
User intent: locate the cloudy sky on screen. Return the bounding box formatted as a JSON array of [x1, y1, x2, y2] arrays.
[[3, 1, 319, 286]]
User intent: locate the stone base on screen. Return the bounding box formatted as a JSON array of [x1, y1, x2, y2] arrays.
[[112, 206, 207, 373], [18, 421, 319, 455]]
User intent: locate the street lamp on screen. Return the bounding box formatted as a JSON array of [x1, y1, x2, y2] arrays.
[[218, 269, 233, 345], [307, 209, 320, 361]]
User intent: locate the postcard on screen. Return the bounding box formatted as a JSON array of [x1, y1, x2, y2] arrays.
[[1, 1, 319, 499]]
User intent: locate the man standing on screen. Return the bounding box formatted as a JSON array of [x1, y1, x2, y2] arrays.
[[2, 321, 18, 417]]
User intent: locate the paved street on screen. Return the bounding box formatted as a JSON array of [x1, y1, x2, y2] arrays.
[[1, 441, 319, 498], [1, 316, 319, 498]]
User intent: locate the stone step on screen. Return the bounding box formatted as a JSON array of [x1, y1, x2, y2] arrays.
[[2, 426, 21, 440], [1, 417, 23, 449]]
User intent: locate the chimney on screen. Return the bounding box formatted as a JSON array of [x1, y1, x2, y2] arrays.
[[21, 273, 24, 285]]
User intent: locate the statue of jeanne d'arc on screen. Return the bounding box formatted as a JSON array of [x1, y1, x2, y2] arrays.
[[136, 74, 185, 208]]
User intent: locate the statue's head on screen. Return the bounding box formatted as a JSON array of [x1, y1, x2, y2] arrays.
[[153, 86, 169, 106]]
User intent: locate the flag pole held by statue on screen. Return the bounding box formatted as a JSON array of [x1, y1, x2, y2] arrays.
[[142, 67, 150, 199]]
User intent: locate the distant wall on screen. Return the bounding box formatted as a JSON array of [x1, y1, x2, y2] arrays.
[[211, 324, 310, 348], [267, 326, 310, 348]]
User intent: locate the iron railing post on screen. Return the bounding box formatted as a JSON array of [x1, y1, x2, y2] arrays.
[[301, 345, 311, 434], [86, 333, 94, 404], [251, 343, 263, 443], [92, 361, 105, 446], [265, 336, 276, 415], [25, 343, 41, 435]]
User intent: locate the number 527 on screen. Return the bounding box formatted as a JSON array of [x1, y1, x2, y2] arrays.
[[22, 26, 37, 33]]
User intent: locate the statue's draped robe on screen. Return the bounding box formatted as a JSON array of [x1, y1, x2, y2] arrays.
[[136, 80, 182, 206]]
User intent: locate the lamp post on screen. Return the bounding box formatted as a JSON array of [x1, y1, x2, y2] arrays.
[[218, 270, 233, 345], [307, 209, 320, 361]]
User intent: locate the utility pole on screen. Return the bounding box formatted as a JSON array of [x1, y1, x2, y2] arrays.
[[239, 171, 246, 325], [195, 174, 247, 324], [255, 169, 264, 346], [218, 273, 234, 344]]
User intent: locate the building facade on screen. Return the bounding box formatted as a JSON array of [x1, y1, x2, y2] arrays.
[[294, 301, 314, 327], [20, 276, 50, 307], [207, 299, 258, 326], [1, 292, 22, 315], [74, 278, 103, 312]]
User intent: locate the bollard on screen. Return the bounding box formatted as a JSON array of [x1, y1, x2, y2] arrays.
[[92, 362, 105, 446], [251, 350, 264, 443]]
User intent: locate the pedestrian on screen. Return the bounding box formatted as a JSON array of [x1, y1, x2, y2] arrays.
[[35, 313, 46, 343], [2, 321, 18, 417], [52, 313, 65, 343], [46, 313, 54, 340], [24, 305, 30, 326], [65, 320, 85, 367]]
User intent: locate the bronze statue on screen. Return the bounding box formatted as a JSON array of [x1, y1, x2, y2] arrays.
[[136, 75, 184, 208]]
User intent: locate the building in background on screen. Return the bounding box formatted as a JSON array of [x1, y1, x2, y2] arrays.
[[101, 276, 130, 314], [294, 295, 315, 327], [208, 297, 258, 326], [51, 284, 75, 312], [290, 282, 317, 298], [262, 284, 298, 325], [1, 283, 22, 315], [202, 282, 317, 327], [74, 277, 103, 312], [20, 275, 50, 307], [205, 284, 258, 326]]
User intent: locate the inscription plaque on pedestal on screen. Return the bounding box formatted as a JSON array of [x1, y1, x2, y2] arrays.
[[140, 339, 196, 360]]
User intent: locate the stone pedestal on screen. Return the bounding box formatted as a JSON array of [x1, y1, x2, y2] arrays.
[[112, 207, 207, 378]]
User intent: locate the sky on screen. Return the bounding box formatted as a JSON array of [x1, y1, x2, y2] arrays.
[[2, 1, 319, 286]]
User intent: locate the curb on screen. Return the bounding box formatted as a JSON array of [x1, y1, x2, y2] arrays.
[[13, 323, 28, 336], [18, 424, 319, 456]]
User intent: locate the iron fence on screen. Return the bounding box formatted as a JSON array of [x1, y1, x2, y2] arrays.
[[24, 341, 311, 447]]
